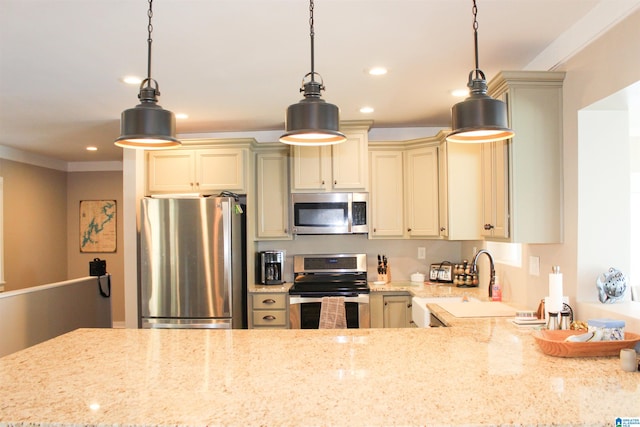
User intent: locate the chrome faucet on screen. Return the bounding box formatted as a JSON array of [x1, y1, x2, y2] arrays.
[[470, 249, 495, 298]]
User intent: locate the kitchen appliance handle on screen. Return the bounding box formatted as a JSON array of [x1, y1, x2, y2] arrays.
[[289, 294, 370, 305]]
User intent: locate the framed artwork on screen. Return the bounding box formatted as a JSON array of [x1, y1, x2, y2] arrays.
[[80, 200, 116, 253]]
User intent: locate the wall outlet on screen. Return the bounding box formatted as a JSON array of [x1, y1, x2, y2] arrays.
[[418, 247, 426, 259], [529, 256, 540, 276]]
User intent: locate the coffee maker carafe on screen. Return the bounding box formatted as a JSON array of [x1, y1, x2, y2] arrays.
[[260, 250, 285, 285]]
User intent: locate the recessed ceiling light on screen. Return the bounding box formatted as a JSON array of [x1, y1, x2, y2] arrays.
[[121, 75, 143, 85], [368, 67, 388, 76], [86, 146, 98, 151], [360, 106, 374, 114], [451, 88, 469, 97], [175, 113, 189, 120]]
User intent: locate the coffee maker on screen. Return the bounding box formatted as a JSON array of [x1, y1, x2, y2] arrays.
[[260, 250, 285, 285]]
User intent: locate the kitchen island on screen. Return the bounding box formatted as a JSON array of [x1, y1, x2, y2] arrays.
[[1, 313, 638, 427]]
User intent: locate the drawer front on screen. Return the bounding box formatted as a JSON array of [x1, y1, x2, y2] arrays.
[[252, 310, 287, 326], [252, 294, 286, 309]]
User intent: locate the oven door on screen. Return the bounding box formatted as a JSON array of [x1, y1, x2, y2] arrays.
[[289, 294, 370, 329]]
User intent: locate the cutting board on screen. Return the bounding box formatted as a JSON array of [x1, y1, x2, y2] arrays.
[[436, 301, 517, 318]]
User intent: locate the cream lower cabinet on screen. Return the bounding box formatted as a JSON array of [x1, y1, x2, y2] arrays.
[[484, 71, 565, 243], [370, 292, 412, 328], [290, 122, 370, 192], [404, 145, 439, 238], [369, 149, 404, 238], [147, 147, 247, 194], [255, 148, 290, 240], [249, 293, 289, 329]]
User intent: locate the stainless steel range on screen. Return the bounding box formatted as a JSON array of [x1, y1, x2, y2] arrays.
[[288, 253, 370, 328]]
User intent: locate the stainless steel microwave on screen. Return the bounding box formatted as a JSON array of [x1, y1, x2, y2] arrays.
[[291, 192, 369, 235]]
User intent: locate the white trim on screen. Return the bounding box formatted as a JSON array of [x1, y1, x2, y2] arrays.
[[0, 144, 123, 172], [0, 145, 67, 171], [526, 0, 640, 71], [67, 161, 123, 172]]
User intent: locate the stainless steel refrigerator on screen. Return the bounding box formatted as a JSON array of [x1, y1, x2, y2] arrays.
[[139, 196, 246, 329]]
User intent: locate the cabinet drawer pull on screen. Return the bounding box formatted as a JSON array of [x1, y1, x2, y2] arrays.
[[484, 223, 494, 230], [262, 299, 276, 304], [263, 315, 276, 321]]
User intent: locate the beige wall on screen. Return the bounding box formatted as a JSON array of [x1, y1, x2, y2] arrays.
[[67, 171, 124, 324], [0, 159, 67, 289], [0, 160, 125, 324]]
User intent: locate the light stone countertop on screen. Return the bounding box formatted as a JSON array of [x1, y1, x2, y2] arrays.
[[1, 322, 639, 426]]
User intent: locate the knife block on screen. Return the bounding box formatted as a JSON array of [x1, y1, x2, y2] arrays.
[[377, 266, 391, 283]]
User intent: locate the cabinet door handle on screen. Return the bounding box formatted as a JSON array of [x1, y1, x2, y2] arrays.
[[263, 315, 276, 321], [262, 299, 276, 304], [484, 224, 494, 230], [407, 228, 412, 232], [440, 227, 446, 232], [407, 304, 412, 308], [321, 180, 325, 185], [334, 180, 337, 185]]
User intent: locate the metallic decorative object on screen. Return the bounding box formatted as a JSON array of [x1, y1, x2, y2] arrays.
[[447, 0, 514, 143], [280, 0, 346, 146], [115, 0, 180, 150]]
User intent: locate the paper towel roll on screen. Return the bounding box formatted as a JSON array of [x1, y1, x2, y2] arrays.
[[548, 266, 563, 312]]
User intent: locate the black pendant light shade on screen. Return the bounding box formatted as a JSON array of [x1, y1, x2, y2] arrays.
[[115, 0, 180, 150], [280, 0, 346, 146], [281, 78, 345, 145], [447, 0, 514, 143], [448, 71, 513, 143], [115, 83, 180, 149]]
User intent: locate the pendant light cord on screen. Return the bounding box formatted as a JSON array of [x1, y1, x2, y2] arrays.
[[146, 0, 154, 86], [309, 0, 316, 83], [472, 0, 480, 77]]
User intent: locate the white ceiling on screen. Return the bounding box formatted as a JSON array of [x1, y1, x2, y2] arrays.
[[1, 0, 639, 163]]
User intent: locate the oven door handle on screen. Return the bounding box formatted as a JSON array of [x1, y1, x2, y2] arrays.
[[289, 294, 370, 305]]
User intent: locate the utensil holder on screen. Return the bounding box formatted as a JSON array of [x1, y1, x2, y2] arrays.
[[377, 267, 391, 283]]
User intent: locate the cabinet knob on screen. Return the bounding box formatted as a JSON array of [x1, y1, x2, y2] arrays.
[[263, 299, 276, 304], [484, 224, 495, 230], [407, 304, 412, 308], [334, 180, 337, 185], [263, 315, 276, 321], [321, 180, 325, 185], [440, 227, 446, 232], [407, 228, 412, 232], [373, 228, 377, 233], [284, 228, 288, 234]]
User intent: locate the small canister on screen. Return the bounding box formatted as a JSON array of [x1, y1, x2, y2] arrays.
[[559, 310, 571, 330], [547, 311, 559, 330]]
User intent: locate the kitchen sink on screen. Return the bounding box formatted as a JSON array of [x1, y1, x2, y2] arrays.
[[411, 296, 480, 328]]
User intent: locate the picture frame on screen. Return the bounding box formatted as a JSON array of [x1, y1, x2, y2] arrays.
[[79, 200, 116, 253]]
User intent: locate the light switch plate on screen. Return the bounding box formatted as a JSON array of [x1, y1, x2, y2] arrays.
[[529, 256, 540, 276]]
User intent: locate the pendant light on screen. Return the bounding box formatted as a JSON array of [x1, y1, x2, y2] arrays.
[[114, 0, 180, 150], [280, 0, 346, 146], [447, 0, 514, 143]]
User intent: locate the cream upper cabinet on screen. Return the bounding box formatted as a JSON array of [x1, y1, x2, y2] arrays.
[[438, 136, 483, 240], [481, 140, 509, 239], [290, 123, 370, 192], [147, 147, 248, 194], [255, 149, 291, 240], [369, 149, 404, 238], [484, 70, 565, 243], [404, 145, 439, 238]]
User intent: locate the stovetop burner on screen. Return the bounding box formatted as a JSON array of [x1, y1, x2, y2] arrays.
[[289, 254, 369, 296]]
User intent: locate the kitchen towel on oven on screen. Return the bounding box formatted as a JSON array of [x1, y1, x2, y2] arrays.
[[319, 297, 347, 329]]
